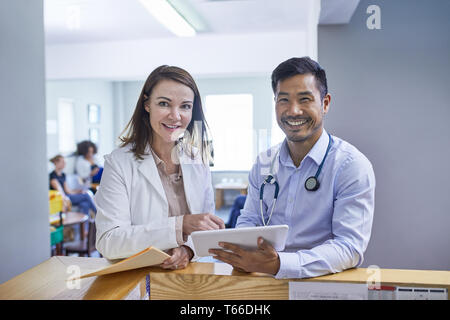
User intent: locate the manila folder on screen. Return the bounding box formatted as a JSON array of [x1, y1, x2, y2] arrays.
[[74, 247, 170, 280]]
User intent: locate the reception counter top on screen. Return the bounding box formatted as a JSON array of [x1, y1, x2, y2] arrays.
[[0, 256, 449, 300]]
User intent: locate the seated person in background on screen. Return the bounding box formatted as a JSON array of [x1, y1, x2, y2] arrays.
[[49, 155, 97, 217], [75, 140, 103, 191], [226, 195, 247, 228]]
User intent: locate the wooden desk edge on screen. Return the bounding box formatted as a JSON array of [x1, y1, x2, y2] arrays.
[[1, 257, 449, 300]]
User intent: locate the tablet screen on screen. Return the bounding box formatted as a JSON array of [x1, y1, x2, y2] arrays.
[[191, 225, 289, 257]]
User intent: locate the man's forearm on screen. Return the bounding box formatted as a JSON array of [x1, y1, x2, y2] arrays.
[[275, 240, 361, 279]]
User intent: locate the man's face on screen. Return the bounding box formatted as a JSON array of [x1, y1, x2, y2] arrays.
[[275, 73, 330, 144]]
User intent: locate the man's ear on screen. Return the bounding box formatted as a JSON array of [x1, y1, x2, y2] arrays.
[[322, 93, 331, 114]]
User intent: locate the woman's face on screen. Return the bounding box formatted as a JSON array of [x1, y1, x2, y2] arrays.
[[144, 79, 194, 145], [87, 146, 95, 158], [55, 158, 65, 170]]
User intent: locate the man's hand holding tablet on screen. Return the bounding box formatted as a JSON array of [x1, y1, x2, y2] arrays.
[[209, 237, 281, 275], [191, 225, 289, 275]]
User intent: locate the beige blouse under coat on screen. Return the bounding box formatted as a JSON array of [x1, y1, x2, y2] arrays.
[[151, 149, 190, 246]]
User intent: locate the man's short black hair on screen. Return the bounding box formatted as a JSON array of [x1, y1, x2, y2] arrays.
[[271, 57, 328, 101]]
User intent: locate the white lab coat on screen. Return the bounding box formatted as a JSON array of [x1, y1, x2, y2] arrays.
[[94, 143, 215, 260]]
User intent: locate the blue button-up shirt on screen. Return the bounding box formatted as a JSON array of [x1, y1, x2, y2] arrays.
[[236, 129, 376, 279]]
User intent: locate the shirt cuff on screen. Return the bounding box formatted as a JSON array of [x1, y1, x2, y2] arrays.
[[175, 216, 184, 246], [184, 236, 198, 261], [274, 252, 302, 279]]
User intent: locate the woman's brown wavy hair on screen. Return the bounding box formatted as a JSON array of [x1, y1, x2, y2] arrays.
[[119, 65, 212, 164]]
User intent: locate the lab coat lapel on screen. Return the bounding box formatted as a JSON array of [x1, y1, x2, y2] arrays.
[[180, 156, 194, 213], [137, 153, 166, 201]]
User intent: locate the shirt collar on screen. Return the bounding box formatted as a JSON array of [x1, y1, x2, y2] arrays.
[[150, 146, 182, 178], [279, 128, 329, 167], [150, 148, 164, 166], [306, 129, 330, 166]]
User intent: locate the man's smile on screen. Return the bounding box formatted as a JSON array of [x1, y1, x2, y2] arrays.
[[282, 118, 311, 129]]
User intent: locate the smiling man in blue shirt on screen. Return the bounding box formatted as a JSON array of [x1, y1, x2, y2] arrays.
[[209, 57, 376, 279]]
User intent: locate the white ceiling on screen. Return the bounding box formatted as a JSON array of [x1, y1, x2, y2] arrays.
[[44, 0, 360, 45], [44, 0, 173, 44]]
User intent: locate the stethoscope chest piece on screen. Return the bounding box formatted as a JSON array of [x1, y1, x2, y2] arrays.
[[259, 133, 333, 225], [304, 176, 320, 191]]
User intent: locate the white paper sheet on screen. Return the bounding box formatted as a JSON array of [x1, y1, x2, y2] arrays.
[[289, 281, 368, 300]]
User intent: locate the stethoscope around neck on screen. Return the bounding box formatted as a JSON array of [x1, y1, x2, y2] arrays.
[[259, 133, 333, 226]]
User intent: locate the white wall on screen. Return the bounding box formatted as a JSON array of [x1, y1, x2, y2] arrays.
[[0, 0, 50, 283], [45, 31, 313, 80], [46, 80, 116, 166]]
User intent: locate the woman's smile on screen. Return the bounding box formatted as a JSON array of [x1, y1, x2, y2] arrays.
[[162, 123, 182, 131]]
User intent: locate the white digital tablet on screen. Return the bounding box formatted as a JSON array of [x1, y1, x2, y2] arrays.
[[191, 225, 289, 257]]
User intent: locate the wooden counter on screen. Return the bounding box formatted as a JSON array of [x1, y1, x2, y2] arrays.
[[0, 256, 448, 300]]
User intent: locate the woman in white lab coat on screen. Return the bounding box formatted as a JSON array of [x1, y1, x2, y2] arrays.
[[95, 65, 225, 269]]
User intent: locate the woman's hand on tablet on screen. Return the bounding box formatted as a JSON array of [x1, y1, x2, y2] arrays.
[[160, 245, 193, 270], [182, 213, 225, 235]]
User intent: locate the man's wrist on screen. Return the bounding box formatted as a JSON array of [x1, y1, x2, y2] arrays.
[[268, 254, 281, 275]]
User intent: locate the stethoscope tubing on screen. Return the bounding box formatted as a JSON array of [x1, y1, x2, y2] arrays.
[[259, 133, 333, 226]]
